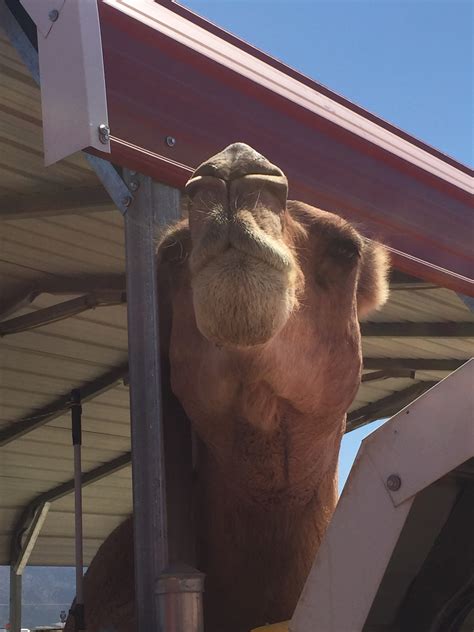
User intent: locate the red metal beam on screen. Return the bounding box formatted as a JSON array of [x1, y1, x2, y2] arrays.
[[94, 0, 473, 295]]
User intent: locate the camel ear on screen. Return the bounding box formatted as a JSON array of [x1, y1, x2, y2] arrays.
[[357, 239, 390, 318]]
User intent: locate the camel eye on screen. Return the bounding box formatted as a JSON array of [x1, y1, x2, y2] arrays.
[[331, 238, 361, 261]]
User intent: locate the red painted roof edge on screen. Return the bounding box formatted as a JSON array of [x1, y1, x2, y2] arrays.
[[156, 0, 472, 176], [94, 1, 473, 296]]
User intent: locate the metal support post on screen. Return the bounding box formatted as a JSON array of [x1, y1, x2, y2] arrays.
[[124, 172, 181, 630], [70, 389, 85, 632], [156, 564, 205, 632], [9, 568, 21, 632], [9, 499, 51, 632]]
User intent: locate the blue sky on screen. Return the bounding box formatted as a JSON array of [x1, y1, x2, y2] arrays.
[[180, 0, 472, 489]]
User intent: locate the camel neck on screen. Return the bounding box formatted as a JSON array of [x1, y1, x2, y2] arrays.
[[196, 444, 339, 632]]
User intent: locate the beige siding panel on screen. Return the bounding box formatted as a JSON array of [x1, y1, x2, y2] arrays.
[[27, 534, 109, 565], [1, 367, 97, 395], [0, 239, 120, 276], [1, 144, 88, 187], [18, 316, 129, 350], [362, 337, 474, 359], [53, 495, 132, 516], [45, 214, 125, 246], [40, 511, 130, 539], [1, 334, 127, 365], [368, 288, 474, 323], [0, 260, 44, 283], [1, 231, 124, 274], [73, 308, 128, 331], [49, 417, 131, 438], [4, 438, 128, 463], [0, 452, 110, 476], [349, 377, 419, 411], [2, 475, 68, 496], [4, 219, 124, 260], [0, 81, 40, 116], [1, 347, 115, 378], [0, 385, 70, 409], [16, 426, 130, 452], [0, 403, 42, 424], [85, 210, 126, 228], [2, 487, 46, 508], [0, 507, 29, 531]]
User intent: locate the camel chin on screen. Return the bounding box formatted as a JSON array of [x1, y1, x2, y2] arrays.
[[191, 247, 297, 347]]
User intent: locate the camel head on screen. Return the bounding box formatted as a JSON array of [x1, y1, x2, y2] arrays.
[[160, 142, 389, 352], [184, 142, 300, 347]]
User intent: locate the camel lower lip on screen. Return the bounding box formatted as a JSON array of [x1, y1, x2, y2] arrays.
[[191, 244, 284, 277]]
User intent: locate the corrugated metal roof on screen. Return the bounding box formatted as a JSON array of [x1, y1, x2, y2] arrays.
[[0, 26, 130, 566], [366, 287, 474, 323], [0, 26, 472, 569]]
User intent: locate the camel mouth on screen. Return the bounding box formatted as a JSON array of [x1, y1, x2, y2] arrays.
[[189, 219, 299, 348], [189, 217, 294, 279]]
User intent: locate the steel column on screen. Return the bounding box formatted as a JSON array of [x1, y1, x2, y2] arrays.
[[123, 172, 181, 630], [71, 390, 85, 631], [9, 568, 21, 632]]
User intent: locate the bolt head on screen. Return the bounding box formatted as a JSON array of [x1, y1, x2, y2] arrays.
[[165, 136, 176, 148], [98, 123, 110, 144], [48, 9, 59, 22], [128, 179, 139, 192], [386, 474, 402, 492]]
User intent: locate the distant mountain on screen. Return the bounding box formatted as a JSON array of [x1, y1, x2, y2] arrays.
[[0, 566, 76, 629]]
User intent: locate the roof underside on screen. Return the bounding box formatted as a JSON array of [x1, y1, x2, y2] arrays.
[[0, 4, 473, 567]]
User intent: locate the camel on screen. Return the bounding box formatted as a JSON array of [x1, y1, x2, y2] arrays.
[[65, 143, 389, 632]]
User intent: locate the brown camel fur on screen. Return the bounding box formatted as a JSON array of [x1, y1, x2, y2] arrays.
[[65, 143, 389, 632]]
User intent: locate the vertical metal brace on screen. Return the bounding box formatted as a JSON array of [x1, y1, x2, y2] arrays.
[[124, 172, 181, 630], [70, 389, 85, 632], [9, 568, 22, 632], [9, 499, 51, 632], [14, 502, 51, 575]]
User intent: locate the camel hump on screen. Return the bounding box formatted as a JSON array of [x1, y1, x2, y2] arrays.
[[192, 142, 285, 181]]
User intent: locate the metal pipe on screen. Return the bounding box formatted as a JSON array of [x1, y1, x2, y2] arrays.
[[9, 568, 21, 632], [156, 564, 205, 632], [71, 389, 85, 632]]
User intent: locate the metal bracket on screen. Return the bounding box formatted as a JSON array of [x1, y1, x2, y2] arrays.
[[19, 0, 111, 165], [459, 293, 474, 312], [19, 0, 65, 38], [364, 359, 473, 507]]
